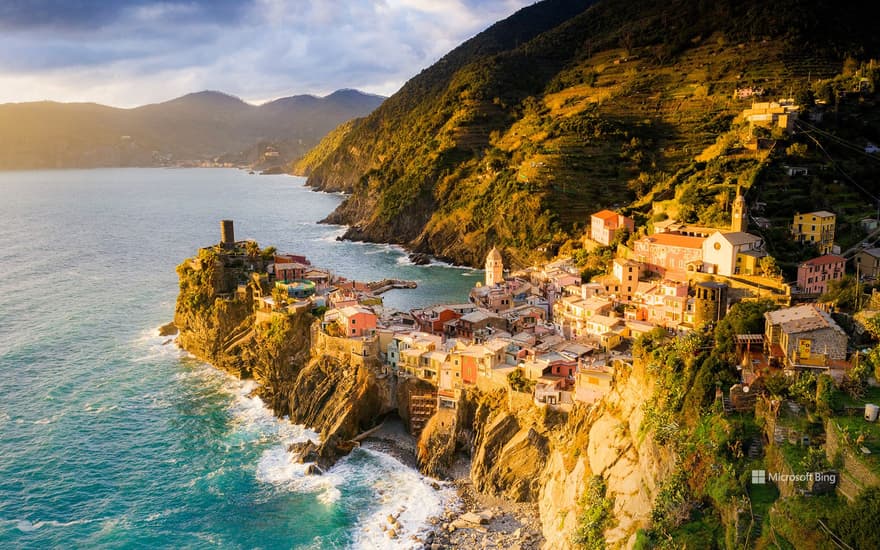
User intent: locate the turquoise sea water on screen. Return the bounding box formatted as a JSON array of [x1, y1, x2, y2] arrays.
[[0, 169, 477, 549]]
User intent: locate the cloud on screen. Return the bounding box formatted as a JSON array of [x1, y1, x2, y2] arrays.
[[0, 0, 532, 107]]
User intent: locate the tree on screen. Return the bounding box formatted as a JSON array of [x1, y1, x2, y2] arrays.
[[794, 87, 815, 108], [759, 256, 782, 280], [862, 313, 880, 340], [863, 345, 880, 382], [820, 276, 863, 312], [507, 368, 534, 393], [244, 240, 261, 259]]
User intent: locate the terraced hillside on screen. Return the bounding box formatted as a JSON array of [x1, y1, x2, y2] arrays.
[[299, 0, 880, 267]]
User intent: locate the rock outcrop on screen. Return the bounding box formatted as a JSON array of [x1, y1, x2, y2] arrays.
[[173, 248, 391, 469]]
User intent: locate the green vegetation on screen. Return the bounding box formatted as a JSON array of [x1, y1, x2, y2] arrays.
[[507, 367, 535, 392], [303, 0, 880, 266], [771, 490, 880, 550], [572, 476, 615, 549]]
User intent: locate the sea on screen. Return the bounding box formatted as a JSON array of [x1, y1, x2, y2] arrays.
[[0, 168, 480, 549]]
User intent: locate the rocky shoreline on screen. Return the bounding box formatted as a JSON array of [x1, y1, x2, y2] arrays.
[[358, 419, 544, 550]]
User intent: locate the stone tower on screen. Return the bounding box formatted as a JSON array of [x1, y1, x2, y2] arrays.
[[485, 247, 504, 287], [731, 186, 747, 233], [220, 220, 235, 249], [694, 281, 728, 326]]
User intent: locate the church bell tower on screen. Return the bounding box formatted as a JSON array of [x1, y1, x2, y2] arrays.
[[485, 247, 503, 287]]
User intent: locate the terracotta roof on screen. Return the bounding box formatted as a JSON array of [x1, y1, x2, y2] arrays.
[[641, 233, 705, 249], [801, 255, 845, 267], [592, 209, 620, 222]]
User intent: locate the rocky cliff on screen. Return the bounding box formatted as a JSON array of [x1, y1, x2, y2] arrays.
[[416, 360, 671, 548], [172, 247, 391, 468]]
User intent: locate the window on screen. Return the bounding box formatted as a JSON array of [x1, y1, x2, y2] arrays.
[[351, 319, 356, 324]]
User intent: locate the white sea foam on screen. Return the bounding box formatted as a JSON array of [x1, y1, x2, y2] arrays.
[[143, 324, 452, 546], [84, 403, 119, 414], [130, 326, 188, 363], [314, 226, 348, 243], [346, 448, 456, 550], [3, 517, 103, 532]]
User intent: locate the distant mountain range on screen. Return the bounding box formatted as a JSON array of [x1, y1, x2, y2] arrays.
[[0, 89, 385, 169]]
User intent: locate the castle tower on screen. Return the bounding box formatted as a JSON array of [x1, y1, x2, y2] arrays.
[[220, 219, 235, 249], [731, 186, 747, 233], [485, 247, 504, 287]]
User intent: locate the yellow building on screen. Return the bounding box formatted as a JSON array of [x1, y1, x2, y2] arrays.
[[792, 211, 835, 255]]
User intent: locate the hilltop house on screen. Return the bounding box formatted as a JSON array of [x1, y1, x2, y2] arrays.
[[591, 210, 635, 246], [764, 305, 847, 371], [742, 98, 799, 132], [792, 211, 836, 255], [797, 255, 845, 294]]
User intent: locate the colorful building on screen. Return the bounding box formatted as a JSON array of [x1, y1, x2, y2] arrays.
[[797, 255, 845, 294], [338, 306, 378, 337], [590, 210, 635, 246], [632, 232, 704, 278], [792, 211, 836, 255]]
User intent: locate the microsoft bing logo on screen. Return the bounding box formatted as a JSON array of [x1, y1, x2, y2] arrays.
[[751, 470, 766, 484]]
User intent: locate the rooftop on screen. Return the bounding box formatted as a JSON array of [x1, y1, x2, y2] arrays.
[[797, 210, 836, 218], [592, 209, 621, 222], [801, 255, 846, 267], [765, 305, 844, 335], [717, 231, 762, 246], [640, 233, 705, 249]]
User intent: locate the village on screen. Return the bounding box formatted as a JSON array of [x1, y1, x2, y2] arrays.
[[212, 154, 877, 440]]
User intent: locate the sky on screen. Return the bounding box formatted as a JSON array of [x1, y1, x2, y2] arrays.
[[0, 0, 531, 107]]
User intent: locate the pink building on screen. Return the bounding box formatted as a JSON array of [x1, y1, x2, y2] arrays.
[[338, 306, 377, 337], [591, 210, 635, 246], [797, 255, 845, 294], [632, 233, 704, 278]]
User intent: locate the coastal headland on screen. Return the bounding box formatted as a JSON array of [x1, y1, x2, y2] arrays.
[[169, 220, 680, 548]]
